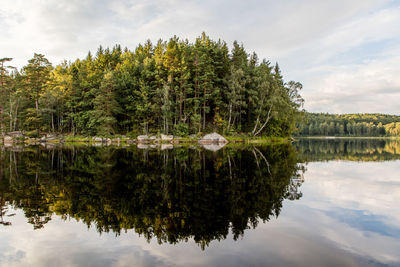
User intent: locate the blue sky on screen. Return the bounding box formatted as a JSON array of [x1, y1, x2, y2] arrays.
[[0, 0, 399, 114]]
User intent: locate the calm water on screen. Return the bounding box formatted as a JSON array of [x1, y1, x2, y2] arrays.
[[0, 139, 399, 267]]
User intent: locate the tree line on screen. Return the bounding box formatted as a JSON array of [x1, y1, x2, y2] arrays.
[[295, 139, 400, 162], [296, 113, 400, 137], [0, 33, 304, 137]]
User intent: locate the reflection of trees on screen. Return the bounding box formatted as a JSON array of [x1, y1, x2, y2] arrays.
[[295, 139, 400, 162], [0, 197, 12, 226], [0, 144, 304, 249]]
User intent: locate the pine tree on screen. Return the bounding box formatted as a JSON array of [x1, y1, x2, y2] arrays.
[[22, 54, 52, 133], [0, 34, 307, 137], [91, 71, 121, 135], [0, 58, 15, 134]]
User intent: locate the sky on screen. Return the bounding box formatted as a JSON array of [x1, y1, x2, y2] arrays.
[[0, 0, 399, 114]]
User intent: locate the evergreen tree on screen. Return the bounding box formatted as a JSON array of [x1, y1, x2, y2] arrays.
[[0, 34, 308, 137], [91, 71, 121, 135], [22, 54, 52, 133], [0, 58, 14, 134]]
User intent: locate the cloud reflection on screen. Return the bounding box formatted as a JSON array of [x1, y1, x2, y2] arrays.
[[0, 147, 399, 266]]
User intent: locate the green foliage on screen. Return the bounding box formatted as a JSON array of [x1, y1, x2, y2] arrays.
[[173, 122, 189, 136], [25, 129, 39, 138], [384, 122, 400, 136], [0, 57, 16, 134], [296, 113, 400, 137], [1, 33, 303, 137], [91, 71, 122, 135], [295, 139, 400, 162]]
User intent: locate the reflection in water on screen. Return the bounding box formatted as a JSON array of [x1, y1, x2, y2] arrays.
[[295, 138, 400, 162], [2, 139, 400, 266], [0, 144, 304, 249]]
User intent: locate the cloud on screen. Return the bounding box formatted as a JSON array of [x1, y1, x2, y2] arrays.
[[302, 161, 400, 229], [302, 56, 400, 114], [1, 159, 400, 266], [291, 160, 400, 264], [0, 0, 398, 113]]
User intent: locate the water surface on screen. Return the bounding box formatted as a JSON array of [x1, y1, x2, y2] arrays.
[[0, 139, 399, 266]]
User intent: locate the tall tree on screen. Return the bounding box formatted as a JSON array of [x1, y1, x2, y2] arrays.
[[22, 54, 52, 133], [23, 54, 52, 113], [91, 71, 121, 135], [0, 34, 306, 137], [0, 58, 14, 134]]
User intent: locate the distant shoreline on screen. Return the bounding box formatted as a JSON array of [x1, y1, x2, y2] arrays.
[[294, 136, 400, 140]]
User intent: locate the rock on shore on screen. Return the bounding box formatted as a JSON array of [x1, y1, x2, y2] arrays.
[[198, 132, 228, 144]]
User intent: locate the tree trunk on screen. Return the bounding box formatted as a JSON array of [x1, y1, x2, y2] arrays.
[[36, 95, 40, 136], [203, 86, 206, 130], [251, 96, 266, 135], [13, 100, 18, 131], [0, 104, 4, 135], [228, 102, 232, 131], [9, 98, 12, 132], [253, 105, 273, 136], [35, 96, 39, 112], [51, 112, 55, 132]]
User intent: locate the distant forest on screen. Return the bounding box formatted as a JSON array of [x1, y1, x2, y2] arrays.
[[0, 33, 304, 137], [296, 113, 400, 137]]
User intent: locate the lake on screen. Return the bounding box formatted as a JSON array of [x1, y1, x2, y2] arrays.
[[0, 139, 399, 267]]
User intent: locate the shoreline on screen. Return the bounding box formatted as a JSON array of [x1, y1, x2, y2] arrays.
[[0, 133, 293, 147], [2, 134, 399, 148]]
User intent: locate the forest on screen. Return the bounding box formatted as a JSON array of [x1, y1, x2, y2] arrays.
[[0, 33, 304, 138], [295, 139, 400, 162], [296, 113, 400, 137]]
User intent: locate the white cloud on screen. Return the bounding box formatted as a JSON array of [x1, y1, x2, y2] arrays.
[[1, 160, 400, 266], [302, 161, 400, 228], [291, 160, 400, 264], [0, 0, 398, 113], [302, 56, 400, 113]]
